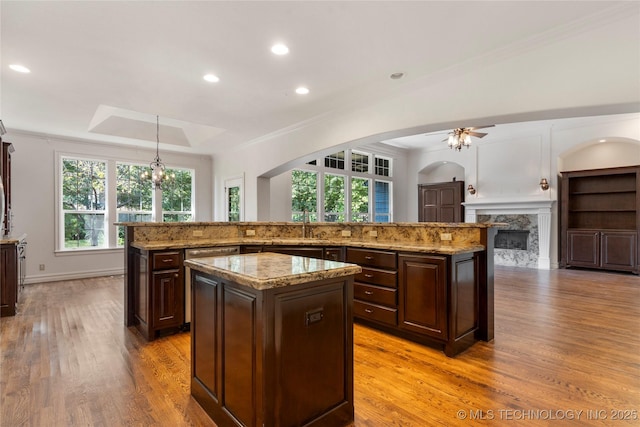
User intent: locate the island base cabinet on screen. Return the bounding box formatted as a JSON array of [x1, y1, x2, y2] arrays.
[[191, 271, 354, 427]]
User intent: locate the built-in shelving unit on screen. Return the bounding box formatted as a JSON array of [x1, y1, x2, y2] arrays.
[[560, 166, 639, 274]]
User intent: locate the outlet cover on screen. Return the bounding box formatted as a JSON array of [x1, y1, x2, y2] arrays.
[[440, 233, 452, 241], [246, 229, 256, 236], [341, 230, 351, 237], [369, 230, 378, 237], [193, 230, 204, 237]]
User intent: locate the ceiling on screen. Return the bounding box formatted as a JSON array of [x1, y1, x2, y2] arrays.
[[1, 1, 639, 156]]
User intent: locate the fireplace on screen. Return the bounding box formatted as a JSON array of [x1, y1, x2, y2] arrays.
[[463, 200, 554, 270]]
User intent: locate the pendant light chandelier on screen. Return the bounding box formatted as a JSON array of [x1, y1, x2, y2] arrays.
[[142, 115, 168, 190]]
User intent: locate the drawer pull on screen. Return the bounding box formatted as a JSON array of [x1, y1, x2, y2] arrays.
[[365, 256, 374, 260], [364, 290, 374, 295], [364, 308, 374, 314], [364, 274, 374, 278], [162, 258, 174, 262]]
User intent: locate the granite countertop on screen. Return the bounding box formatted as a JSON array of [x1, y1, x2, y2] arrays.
[[184, 252, 362, 290], [132, 237, 485, 255], [0, 233, 27, 245]]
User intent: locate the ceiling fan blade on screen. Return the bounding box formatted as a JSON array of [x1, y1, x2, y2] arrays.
[[467, 125, 495, 131], [468, 131, 488, 138]]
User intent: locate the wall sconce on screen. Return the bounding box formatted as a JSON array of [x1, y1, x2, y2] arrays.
[[539, 178, 550, 191], [467, 184, 476, 195]]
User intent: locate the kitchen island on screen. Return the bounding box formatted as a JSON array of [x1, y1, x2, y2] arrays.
[[120, 221, 499, 356], [185, 252, 361, 427]]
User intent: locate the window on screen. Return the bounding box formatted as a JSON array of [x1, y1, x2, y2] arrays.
[[375, 155, 391, 177], [62, 158, 107, 249], [351, 151, 369, 173], [351, 177, 370, 222], [291, 170, 318, 221], [162, 168, 193, 222], [324, 173, 345, 222], [59, 154, 195, 251], [374, 180, 391, 222], [324, 151, 345, 170], [291, 150, 393, 223]]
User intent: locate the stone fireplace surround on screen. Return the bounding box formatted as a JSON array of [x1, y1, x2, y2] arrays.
[[463, 199, 554, 270]]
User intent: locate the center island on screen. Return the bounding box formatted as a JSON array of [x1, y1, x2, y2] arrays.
[[184, 252, 362, 427]]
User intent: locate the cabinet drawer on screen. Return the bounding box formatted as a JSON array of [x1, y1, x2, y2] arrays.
[[152, 251, 181, 270], [346, 248, 397, 269], [355, 267, 397, 288], [354, 283, 396, 307], [354, 300, 397, 326]]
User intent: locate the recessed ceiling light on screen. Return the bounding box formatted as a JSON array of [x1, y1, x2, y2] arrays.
[[203, 74, 219, 83], [599, 139, 607, 143], [295, 87, 309, 95], [271, 44, 289, 55], [9, 64, 30, 73], [389, 72, 404, 80]]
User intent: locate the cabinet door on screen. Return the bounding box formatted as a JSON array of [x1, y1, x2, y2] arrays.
[[567, 230, 600, 268], [398, 254, 447, 339], [323, 247, 344, 262], [601, 231, 637, 272], [152, 269, 184, 329]]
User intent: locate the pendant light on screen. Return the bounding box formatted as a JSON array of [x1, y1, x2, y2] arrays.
[[142, 115, 167, 190]]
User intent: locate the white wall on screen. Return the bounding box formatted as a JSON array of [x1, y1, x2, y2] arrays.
[[8, 131, 213, 283], [408, 113, 640, 267]]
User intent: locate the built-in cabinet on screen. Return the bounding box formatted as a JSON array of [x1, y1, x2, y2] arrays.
[[2, 140, 14, 236], [1, 243, 17, 317], [132, 249, 184, 340], [560, 166, 639, 274], [418, 181, 465, 222], [348, 247, 478, 356]]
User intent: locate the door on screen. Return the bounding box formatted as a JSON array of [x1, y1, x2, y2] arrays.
[[601, 231, 637, 272], [152, 269, 183, 329], [567, 230, 600, 268], [418, 181, 464, 222]]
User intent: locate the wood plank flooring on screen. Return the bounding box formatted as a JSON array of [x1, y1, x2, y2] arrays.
[[1, 267, 639, 426]]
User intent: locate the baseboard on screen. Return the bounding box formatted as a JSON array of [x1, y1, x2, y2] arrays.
[[24, 268, 125, 285]]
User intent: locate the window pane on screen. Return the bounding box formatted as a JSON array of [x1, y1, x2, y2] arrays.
[[351, 177, 369, 222], [228, 186, 241, 222], [117, 164, 152, 212], [64, 213, 105, 248], [374, 180, 391, 223], [351, 152, 369, 173], [162, 168, 193, 214], [375, 156, 391, 177], [324, 151, 345, 170], [292, 170, 318, 221], [324, 173, 345, 222], [62, 158, 107, 249]]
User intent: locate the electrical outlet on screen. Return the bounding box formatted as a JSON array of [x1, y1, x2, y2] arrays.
[[440, 233, 452, 241], [246, 229, 256, 236], [193, 230, 203, 237], [341, 230, 351, 237], [39, 264, 45, 271], [369, 230, 378, 237]]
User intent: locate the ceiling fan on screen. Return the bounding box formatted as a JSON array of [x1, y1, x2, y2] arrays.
[[441, 125, 494, 151]]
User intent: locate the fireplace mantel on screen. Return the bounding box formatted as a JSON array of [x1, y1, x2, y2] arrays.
[[463, 198, 555, 270]]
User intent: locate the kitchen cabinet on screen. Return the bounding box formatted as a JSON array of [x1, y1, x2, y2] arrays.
[[418, 181, 465, 222], [132, 248, 184, 340], [348, 247, 478, 356], [245, 245, 345, 261], [560, 166, 639, 274], [1, 140, 14, 236], [347, 248, 398, 327], [1, 243, 17, 317]]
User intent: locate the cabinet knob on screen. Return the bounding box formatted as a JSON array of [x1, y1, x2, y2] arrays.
[[364, 274, 374, 278], [364, 308, 373, 314], [365, 256, 374, 260], [364, 290, 374, 295], [163, 258, 173, 262], [174, 273, 179, 278]]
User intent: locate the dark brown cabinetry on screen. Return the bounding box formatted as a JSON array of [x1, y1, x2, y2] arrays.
[[418, 181, 465, 222], [132, 249, 184, 340], [244, 245, 345, 262], [347, 247, 398, 327], [348, 247, 479, 356], [560, 166, 639, 273], [1, 243, 17, 316], [2, 140, 14, 236], [191, 271, 354, 427]]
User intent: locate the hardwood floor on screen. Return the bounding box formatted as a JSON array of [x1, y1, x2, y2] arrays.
[[1, 267, 639, 426]]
